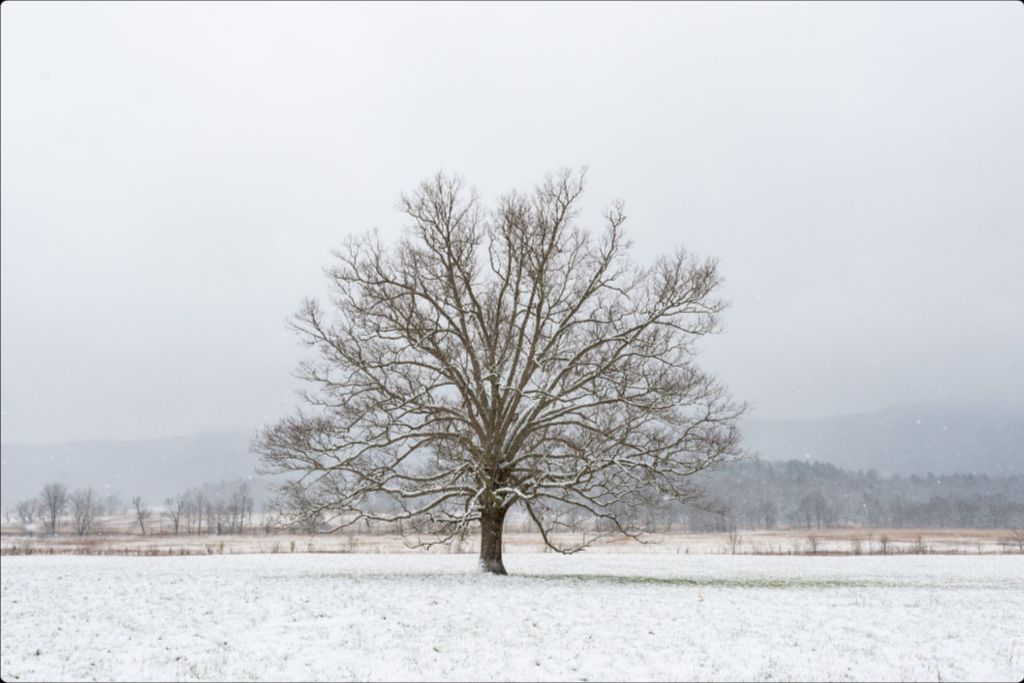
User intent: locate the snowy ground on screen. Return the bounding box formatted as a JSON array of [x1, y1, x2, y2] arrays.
[[1, 553, 1021, 681]]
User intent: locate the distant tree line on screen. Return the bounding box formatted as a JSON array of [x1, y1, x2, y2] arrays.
[[4, 460, 1022, 536], [673, 459, 1024, 532], [3, 480, 260, 536], [8, 484, 124, 536], [162, 481, 255, 535], [487, 459, 1024, 534]]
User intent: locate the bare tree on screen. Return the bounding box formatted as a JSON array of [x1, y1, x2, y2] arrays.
[[132, 496, 151, 536], [39, 483, 69, 535], [1009, 528, 1024, 554], [912, 534, 928, 555], [70, 488, 99, 537], [165, 495, 186, 535], [195, 490, 206, 535], [726, 525, 741, 555], [806, 534, 820, 555], [15, 499, 38, 529], [256, 170, 745, 574], [878, 534, 891, 555], [236, 483, 253, 533]]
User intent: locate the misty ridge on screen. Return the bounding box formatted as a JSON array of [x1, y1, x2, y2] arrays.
[[4, 401, 1020, 533]]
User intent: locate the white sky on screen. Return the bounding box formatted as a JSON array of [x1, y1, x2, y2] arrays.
[[2, 1, 1022, 443]]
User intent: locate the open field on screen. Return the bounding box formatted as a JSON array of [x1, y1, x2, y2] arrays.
[[1, 553, 1021, 681], [2, 527, 1022, 557]]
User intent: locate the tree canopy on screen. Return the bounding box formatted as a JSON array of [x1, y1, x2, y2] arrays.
[[256, 169, 745, 573]]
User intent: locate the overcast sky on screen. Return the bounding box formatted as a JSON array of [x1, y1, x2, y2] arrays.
[[2, 1, 1022, 444]]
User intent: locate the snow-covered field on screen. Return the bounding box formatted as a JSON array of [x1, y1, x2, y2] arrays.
[[1, 553, 1021, 681]]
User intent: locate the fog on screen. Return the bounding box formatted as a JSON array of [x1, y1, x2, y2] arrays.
[[2, 1, 1022, 445]]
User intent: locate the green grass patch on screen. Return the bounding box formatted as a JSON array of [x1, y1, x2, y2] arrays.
[[272, 569, 1017, 591], [523, 573, 894, 590]]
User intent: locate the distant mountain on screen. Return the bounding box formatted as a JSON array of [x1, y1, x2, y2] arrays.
[[0, 431, 265, 506], [742, 403, 1022, 477], [3, 402, 1020, 507]]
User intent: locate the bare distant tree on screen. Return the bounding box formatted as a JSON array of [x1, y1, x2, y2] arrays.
[[209, 501, 224, 535], [257, 169, 745, 574], [39, 483, 69, 535], [912, 534, 928, 555], [132, 496, 151, 536], [164, 495, 186, 535], [806, 534, 820, 555], [726, 525, 741, 555], [195, 490, 206, 535], [70, 488, 99, 536], [235, 482, 253, 533], [1011, 528, 1024, 554], [878, 534, 891, 555], [15, 499, 38, 528]]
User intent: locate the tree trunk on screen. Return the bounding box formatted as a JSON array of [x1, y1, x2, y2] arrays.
[[479, 507, 508, 575]]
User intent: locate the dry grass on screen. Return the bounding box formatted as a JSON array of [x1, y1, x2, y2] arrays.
[[2, 527, 1020, 557]]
